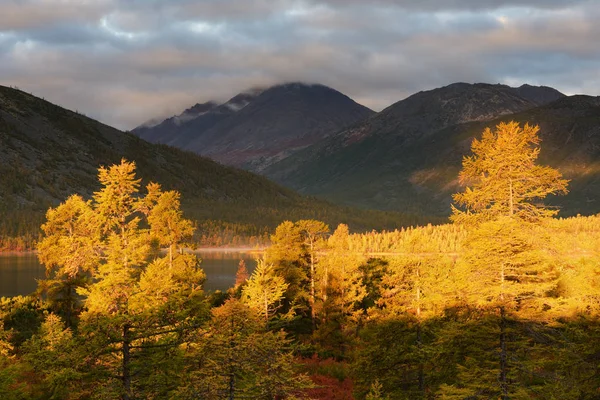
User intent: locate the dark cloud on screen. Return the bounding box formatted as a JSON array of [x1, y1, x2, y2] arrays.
[[0, 0, 598, 129]]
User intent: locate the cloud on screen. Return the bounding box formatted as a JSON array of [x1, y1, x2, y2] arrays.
[[314, 0, 593, 12], [0, 0, 598, 129], [0, 0, 111, 31]]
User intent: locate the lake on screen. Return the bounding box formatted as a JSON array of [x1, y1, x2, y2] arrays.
[[0, 250, 258, 298]]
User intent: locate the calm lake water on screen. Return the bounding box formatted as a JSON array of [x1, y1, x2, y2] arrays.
[[0, 250, 258, 298]]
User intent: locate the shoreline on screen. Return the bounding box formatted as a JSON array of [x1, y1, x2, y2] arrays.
[[192, 246, 265, 253], [0, 250, 38, 256], [0, 247, 267, 256]]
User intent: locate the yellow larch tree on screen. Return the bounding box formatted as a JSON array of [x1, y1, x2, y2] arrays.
[[452, 121, 568, 224], [36, 159, 206, 400], [242, 258, 289, 324], [37, 195, 99, 327]]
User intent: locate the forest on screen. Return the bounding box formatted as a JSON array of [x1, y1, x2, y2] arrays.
[[1, 121, 600, 399]]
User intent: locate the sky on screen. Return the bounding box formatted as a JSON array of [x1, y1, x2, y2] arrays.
[[0, 0, 599, 130]]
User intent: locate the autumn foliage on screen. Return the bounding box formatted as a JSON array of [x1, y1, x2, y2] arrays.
[[3, 122, 600, 399]]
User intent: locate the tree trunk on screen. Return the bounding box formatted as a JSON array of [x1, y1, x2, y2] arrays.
[[121, 218, 128, 268], [229, 371, 235, 400], [416, 265, 421, 319], [416, 322, 424, 395], [500, 262, 505, 301], [509, 177, 514, 217], [309, 240, 316, 331], [122, 324, 132, 400], [499, 306, 509, 400]]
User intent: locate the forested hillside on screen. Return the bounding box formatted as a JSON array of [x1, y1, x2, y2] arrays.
[[264, 84, 600, 217], [0, 85, 430, 250]]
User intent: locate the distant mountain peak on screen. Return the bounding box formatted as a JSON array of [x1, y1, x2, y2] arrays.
[[275, 81, 321, 88], [514, 84, 565, 105], [434, 82, 565, 106], [133, 81, 374, 171], [241, 87, 266, 96], [183, 101, 219, 116], [222, 90, 263, 112], [268, 82, 339, 92], [519, 83, 554, 90], [382, 82, 565, 123]]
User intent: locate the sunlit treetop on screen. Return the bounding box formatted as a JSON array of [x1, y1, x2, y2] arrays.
[[452, 121, 569, 224]]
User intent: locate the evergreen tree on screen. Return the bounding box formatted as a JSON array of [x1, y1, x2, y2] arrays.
[[366, 380, 389, 400], [322, 224, 366, 325], [314, 224, 366, 356], [22, 314, 88, 399], [376, 255, 457, 397], [145, 184, 195, 267], [297, 220, 329, 330], [265, 221, 308, 318], [37, 195, 99, 327], [35, 159, 207, 399], [176, 299, 312, 399], [0, 318, 32, 399], [452, 121, 568, 224], [242, 259, 289, 324], [353, 317, 439, 400], [446, 121, 571, 398]]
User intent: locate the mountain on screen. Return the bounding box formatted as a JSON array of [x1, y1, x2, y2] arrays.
[[0, 85, 429, 249], [132, 90, 261, 148], [261, 83, 600, 217], [514, 84, 565, 105], [132, 83, 374, 171]]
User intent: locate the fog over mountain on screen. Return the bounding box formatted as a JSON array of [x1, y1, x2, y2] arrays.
[[133, 82, 374, 171]]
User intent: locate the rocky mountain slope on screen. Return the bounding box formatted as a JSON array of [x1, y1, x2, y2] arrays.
[[262, 83, 600, 217], [0, 85, 430, 246], [132, 83, 374, 171]]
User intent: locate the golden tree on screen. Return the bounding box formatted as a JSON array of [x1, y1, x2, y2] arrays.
[[452, 121, 568, 224], [37, 159, 206, 399], [37, 195, 99, 327], [145, 184, 194, 268], [313, 224, 366, 357], [242, 259, 288, 323], [318, 224, 366, 329], [177, 299, 312, 399], [450, 122, 568, 398], [265, 221, 307, 313], [297, 219, 329, 329]]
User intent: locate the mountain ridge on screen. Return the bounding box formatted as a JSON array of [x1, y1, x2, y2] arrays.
[[132, 82, 375, 171], [263, 82, 564, 179], [264, 90, 600, 217], [262, 83, 600, 216]]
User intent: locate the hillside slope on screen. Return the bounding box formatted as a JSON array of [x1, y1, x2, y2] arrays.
[[261, 83, 593, 215], [0, 85, 429, 249], [266, 88, 600, 217]]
